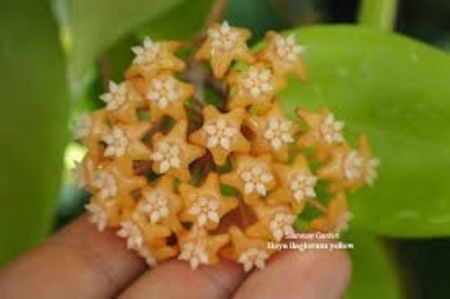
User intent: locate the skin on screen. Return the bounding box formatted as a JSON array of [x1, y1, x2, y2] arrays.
[[0, 215, 351, 299]]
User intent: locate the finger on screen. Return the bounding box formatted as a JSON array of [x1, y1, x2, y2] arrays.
[[0, 215, 146, 299], [233, 246, 351, 299], [119, 259, 245, 299]]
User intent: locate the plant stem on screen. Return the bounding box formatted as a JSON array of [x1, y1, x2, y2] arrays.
[[182, 57, 207, 113], [204, 0, 228, 32], [306, 198, 328, 214], [357, 0, 398, 32], [196, 0, 228, 43], [98, 55, 112, 91]]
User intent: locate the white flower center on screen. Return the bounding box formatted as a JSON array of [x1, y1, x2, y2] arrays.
[[319, 114, 344, 144], [136, 247, 157, 266], [187, 195, 220, 227], [269, 212, 295, 241], [100, 81, 127, 110], [178, 239, 209, 269], [240, 165, 274, 196], [117, 221, 143, 250], [343, 151, 363, 181], [146, 77, 179, 108], [150, 142, 181, 173], [85, 203, 107, 231], [75, 113, 91, 139], [364, 157, 380, 186], [92, 170, 117, 200], [274, 34, 304, 62], [207, 21, 238, 54], [335, 211, 353, 233], [139, 192, 170, 223], [238, 248, 269, 272], [263, 117, 294, 150], [204, 119, 237, 150], [132, 36, 160, 65], [288, 171, 317, 203], [102, 127, 129, 158], [243, 66, 274, 98]]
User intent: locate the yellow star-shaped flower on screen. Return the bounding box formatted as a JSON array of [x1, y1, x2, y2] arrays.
[[358, 134, 380, 187], [150, 120, 205, 182], [101, 122, 151, 161], [126, 37, 186, 79], [226, 226, 273, 272], [118, 218, 178, 264], [227, 63, 283, 112], [246, 203, 296, 242], [179, 173, 238, 230], [317, 134, 378, 193], [77, 154, 97, 190], [246, 101, 298, 162], [86, 194, 135, 229], [78, 110, 109, 161], [87, 161, 147, 226], [296, 107, 345, 162], [309, 193, 351, 233], [143, 240, 179, 264], [257, 31, 307, 82], [91, 160, 147, 199], [196, 21, 254, 78], [269, 154, 317, 213], [134, 175, 184, 235], [178, 226, 230, 269], [129, 218, 173, 244], [145, 72, 195, 123], [189, 105, 250, 165], [221, 154, 275, 204], [112, 82, 145, 124]]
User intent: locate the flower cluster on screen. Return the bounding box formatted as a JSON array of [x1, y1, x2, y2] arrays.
[[77, 22, 379, 272]]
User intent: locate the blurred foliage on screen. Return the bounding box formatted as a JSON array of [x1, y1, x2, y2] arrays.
[[345, 232, 402, 299], [54, 0, 185, 98], [358, 0, 397, 31], [0, 0, 68, 264]]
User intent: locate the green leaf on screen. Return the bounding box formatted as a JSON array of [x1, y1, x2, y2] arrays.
[[0, 0, 68, 264], [357, 0, 398, 32], [136, 0, 214, 40], [57, 0, 185, 96], [279, 25, 450, 237], [345, 232, 402, 298]]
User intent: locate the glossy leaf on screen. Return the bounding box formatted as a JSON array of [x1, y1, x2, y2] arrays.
[[345, 232, 402, 299], [0, 0, 68, 264], [279, 25, 450, 237], [136, 0, 214, 40], [358, 0, 398, 32], [57, 0, 185, 95]]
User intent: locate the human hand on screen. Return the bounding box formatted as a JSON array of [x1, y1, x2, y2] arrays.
[[0, 215, 350, 299]]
